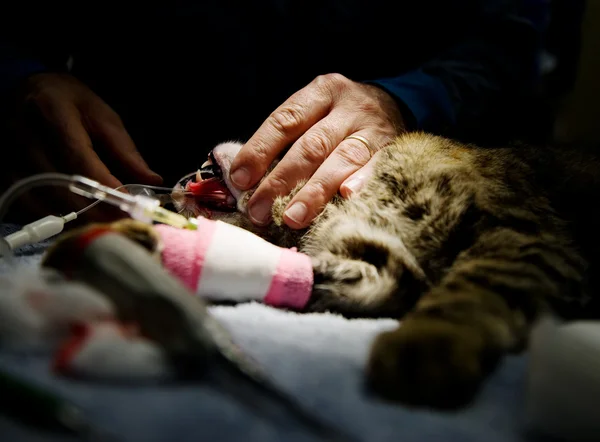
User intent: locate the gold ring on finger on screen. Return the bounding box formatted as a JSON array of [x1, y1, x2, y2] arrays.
[[344, 135, 374, 158]]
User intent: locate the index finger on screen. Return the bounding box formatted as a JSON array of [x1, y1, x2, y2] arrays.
[[46, 101, 122, 189], [228, 77, 333, 190]]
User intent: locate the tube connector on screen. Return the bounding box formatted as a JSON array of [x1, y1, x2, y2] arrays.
[[3, 214, 77, 252]]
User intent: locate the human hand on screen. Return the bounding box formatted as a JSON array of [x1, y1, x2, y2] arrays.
[[339, 149, 383, 198], [228, 73, 405, 229], [1, 73, 162, 223]]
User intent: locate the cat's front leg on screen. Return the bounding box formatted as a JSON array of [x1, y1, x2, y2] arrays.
[[299, 215, 430, 318], [366, 228, 588, 409]]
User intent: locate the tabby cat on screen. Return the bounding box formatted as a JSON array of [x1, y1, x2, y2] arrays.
[[48, 133, 600, 409]]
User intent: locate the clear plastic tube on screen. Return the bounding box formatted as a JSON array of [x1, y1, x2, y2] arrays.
[[76, 184, 184, 217], [67, 175, 159, 221], [0, 174, 76, 266], [0, 174, 155, 223], [0, 173, 74, 221], [0, 174, 198, 262]]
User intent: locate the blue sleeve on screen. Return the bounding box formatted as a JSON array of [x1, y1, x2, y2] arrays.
[[368, 0, 550, 139]]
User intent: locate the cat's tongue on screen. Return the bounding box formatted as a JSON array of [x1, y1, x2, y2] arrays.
[[187, 142, 250, 213], [186, 178, 236, 208]]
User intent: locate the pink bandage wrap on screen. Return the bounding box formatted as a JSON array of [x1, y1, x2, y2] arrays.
[[263, 248, 313, 309], [154, 219, 313, 310], [156, 217, 217, 292]]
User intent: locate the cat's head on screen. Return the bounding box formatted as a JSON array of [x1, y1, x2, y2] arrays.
[[171, 141, 305, 247], [171, 141, 275, 221]]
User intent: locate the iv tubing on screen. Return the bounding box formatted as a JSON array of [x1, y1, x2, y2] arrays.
[[0, 173, 196, 262]]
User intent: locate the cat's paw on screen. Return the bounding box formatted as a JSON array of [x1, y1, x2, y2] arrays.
[[366, 317, 501, 410]]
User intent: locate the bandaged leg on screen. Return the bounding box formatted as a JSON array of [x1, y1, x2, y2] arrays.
[[155, 218, 313, 310]]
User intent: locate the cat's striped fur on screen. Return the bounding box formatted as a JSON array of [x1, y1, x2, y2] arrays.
[[223, 132, 600, 408]]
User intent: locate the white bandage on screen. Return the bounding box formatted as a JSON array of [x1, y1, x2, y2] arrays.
[[155, 218, 313, 310]]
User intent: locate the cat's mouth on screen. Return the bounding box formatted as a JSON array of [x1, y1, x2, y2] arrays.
[[175, 150, 238, 212], [172, 142, 251, 218]]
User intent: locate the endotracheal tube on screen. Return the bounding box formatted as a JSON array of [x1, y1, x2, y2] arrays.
[[0, 173, 199, 261]]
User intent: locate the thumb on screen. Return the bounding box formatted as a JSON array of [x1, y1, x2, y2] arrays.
[[340, 150, 381, 198]]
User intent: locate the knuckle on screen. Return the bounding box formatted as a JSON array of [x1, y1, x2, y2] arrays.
[[264, 171, 293, 197], [314, 73, 350, 92], [269, 104, 305, 136], [300, 180, 330, 211], [298, 132, 332, 165], [306, 179, 329, 200], [245, 140, 272, 167], [309, 73, 351, 105]]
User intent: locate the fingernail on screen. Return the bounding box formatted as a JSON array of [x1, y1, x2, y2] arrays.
[[342, 178, 363, 196], [284, 202, 308, 225], [249, 199, 272, 225], [230, 167, 251, 188]]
